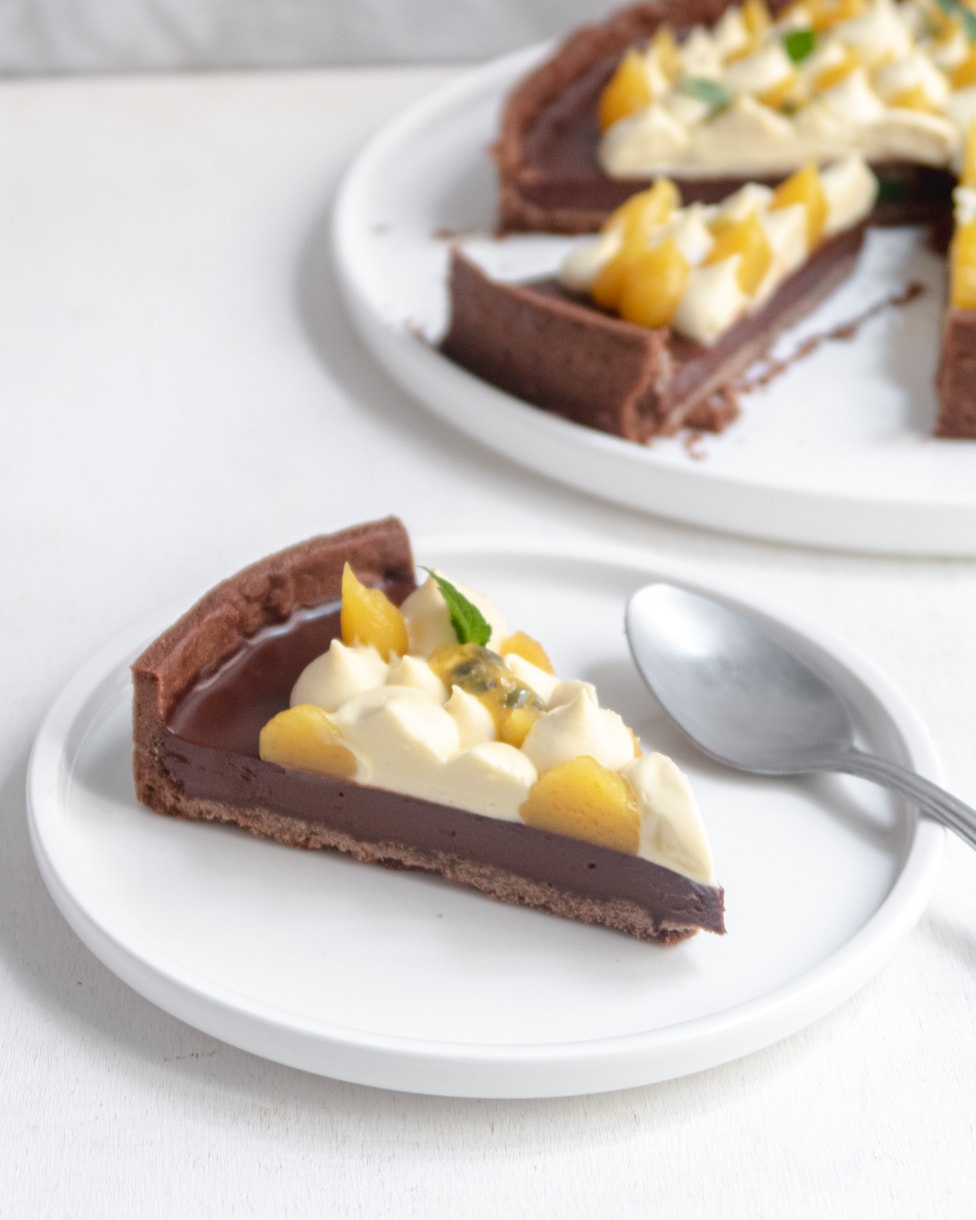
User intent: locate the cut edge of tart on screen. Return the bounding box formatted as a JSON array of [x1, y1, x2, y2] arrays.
[[441, 161, 871, 441], [489, 0, 976, 437], [131, 517, 725, 946]]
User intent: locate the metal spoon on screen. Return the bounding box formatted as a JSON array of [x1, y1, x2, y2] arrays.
[[626, 582, 976, 851]]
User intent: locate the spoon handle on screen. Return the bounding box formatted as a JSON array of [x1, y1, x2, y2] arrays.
[[836, 747, 976, 851]]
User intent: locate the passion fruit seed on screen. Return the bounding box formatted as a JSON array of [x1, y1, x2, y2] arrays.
[[428, 643, 545, 734]]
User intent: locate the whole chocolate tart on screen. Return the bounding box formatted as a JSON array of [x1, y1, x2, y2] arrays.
[[483, 0, 973, 437], [132, 517, 725, 945]]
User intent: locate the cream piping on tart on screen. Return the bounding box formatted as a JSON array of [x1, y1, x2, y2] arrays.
[[594, 0, 976, 325], [596, 0, 976, 181], [258, 565, 716, 885], [559, 155, 877, 343]]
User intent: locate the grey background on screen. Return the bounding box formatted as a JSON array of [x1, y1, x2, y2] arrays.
[[0, 0, 625, 75]]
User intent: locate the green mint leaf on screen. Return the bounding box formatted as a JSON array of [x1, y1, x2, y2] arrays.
[[782, 28, 817, 62], [421, 568, 492, 646], [678, 76, 731, 111], [936, 0, 976, 41]]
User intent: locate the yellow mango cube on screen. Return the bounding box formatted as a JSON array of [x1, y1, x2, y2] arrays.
[[598, 48, 654, 131], [889, 84, 936, 113], [962, 123, 976, 188], [591, 230, 646, 311], [498, 705, 541, 749], [499, 630, 554, 674], [604, 178, 681, 239], [759, 69, 799, 111], [809, 0, 865, 32], [617, 237, 691, 328], [814, 49, 859, 91], [594, 180, 682, 310], [520, 756, 640, 855], [259, 704, 358, 779], [770, 163, 828, 248], [340, 562, 408, 659], [950, 47, 976, 92], [950, 220, 976, 310], [704, 212, 772, 297]]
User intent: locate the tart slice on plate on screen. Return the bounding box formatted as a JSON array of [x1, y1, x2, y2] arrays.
[[132, 517, 724, 944]]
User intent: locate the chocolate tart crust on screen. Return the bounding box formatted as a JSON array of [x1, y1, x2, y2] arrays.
[[132, 517, 725, 945], [936, 308, 976, 438], [132, 517, 415, 731]]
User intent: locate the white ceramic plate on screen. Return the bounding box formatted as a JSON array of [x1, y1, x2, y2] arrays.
[[333, 46, 976, 555], [27, 538, 944, 1098]]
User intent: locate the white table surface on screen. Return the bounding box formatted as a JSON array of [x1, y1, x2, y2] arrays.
[[3, 65, 976, 1219]]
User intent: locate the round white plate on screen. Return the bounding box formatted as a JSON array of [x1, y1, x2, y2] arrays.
[[27, 538, 944, 1098], [333, 46, 976, 555]]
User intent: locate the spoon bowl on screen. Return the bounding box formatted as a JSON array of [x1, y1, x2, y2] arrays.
[[626, 582, 976, 851]]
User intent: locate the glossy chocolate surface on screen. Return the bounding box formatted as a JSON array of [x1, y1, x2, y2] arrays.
[[168, 603, 342, 755], [169, 578, 408, 754]]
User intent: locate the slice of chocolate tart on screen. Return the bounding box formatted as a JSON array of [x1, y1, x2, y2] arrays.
[[132, 517, 725, 945]]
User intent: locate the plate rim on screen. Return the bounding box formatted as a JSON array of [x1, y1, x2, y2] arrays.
[[26, 535, 946, 1096], [330, 48, 976, 556]]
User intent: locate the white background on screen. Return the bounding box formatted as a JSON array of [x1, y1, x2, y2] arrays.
[[0, 0, 623, 73], [3, 62, 976, 1218]]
